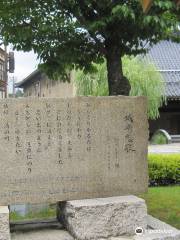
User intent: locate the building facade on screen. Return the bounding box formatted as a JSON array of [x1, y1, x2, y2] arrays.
[[145, 40, 180, 136], [0, 48, 7, 98], [16, 70, 76, 98]]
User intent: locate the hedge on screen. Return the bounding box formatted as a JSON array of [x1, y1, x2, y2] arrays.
[[148, 154, 180, 186]]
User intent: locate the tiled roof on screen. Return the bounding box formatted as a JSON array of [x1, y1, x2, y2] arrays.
[[161, 72, 180, 99], [147, 41, 180, 70], [15, 69, 40, 88], [145, 40, 180, 99]]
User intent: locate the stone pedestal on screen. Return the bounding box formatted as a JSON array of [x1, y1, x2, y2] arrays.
[[57, 195, 147, 240], [0, 206, 10, 240]]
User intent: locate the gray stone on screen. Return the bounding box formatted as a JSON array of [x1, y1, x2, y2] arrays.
[[0, 96, 148, 205], [138, 215, 180, 240], [58, 195, 147, 240], [105, 215, 180, 240], [10, 215, 180, 240], [0, 206, 10, 240]]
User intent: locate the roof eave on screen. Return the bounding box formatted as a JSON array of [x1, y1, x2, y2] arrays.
[[167, 96, 180, 101], [15, 69, 40, 88]]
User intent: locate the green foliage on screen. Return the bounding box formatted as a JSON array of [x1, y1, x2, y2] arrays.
[[8, 89, 24, 98], [10, 205, 56, 222], [124, 56, 166, 119], [75, 64, 109, 96], [140, 186, 180, 229], [148, 154, 180, 186], [151, 132, 168, 145], [15, 89, 24, 98], [74, 57, 166, 119], [0, 0, 179, 79]]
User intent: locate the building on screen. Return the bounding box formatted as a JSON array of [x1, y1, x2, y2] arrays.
[[15, 69, 75, 98], [147, 40, 180, 136], [0, 47, 7, 98]]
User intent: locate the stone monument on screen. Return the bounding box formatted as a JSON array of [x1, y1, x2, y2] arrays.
[[0, 96, 150, 240], [0, 96, 148, 205]]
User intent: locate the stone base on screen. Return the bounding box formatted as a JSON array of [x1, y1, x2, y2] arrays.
[[57, 195, 147, 240], [10, 217, 180, 240], [0, 206, 10, 240], [10, 214, 180, 240]]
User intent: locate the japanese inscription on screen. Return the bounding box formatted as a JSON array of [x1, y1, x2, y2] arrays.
[[0, 97, 148, 205], [35, 109, 42, 153], [14, 110, 22, 155], [45, 103, 52, 147], [25, 104, 33, 173], [124, 113, 136, 153], [2, 104, 10, 142], [86, 102, 92, 152], [56, 109, 63, 165], [66, 102, 73, 160]]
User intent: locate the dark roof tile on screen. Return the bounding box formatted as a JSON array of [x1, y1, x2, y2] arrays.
[[144, 40, 180, 99], [148, 40, 180, 70]]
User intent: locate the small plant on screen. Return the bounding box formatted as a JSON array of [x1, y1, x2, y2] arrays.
[[151, 132, 168, 145], [148, 154, 180, 186], [10, 205, 56, 222]]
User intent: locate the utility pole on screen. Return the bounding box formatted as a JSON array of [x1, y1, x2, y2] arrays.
[[4, 45, 8, 98], [12, 76, 15, 98]]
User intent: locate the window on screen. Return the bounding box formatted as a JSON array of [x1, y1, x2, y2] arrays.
[[0, 61, 5, 81]]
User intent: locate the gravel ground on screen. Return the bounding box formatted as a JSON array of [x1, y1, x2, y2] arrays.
[[148, 143, 180, 154]]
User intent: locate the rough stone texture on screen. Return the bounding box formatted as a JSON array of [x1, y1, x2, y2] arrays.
[[58, 195, 147, 240], [0, 206, 10, 240], [100, 237, 133, 240], [10, 214, 180, 240], [11, 229, 74, 240], [100, 215, 180, 240], [0, 96, 148, 205]]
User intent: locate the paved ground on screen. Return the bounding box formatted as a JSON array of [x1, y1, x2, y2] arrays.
[[148, 143, 180, 154], [11, 229, 133, 240], [11, 229, 74, 240]]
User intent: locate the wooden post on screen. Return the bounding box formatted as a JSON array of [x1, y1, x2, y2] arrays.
[[141, 0, 153, 13], [141, 0, 180, 13], [4, 45, 8, 98], [175, 0, 180, 6]]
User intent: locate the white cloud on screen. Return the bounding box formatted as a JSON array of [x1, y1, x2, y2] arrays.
[[10, 50, 39, 83]]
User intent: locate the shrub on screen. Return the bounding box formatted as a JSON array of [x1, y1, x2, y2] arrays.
[[151, 132, 168, 145], [148, 154, 180, 186]]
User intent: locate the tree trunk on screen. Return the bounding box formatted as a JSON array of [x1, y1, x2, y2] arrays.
[[106, 45, 131, 96]]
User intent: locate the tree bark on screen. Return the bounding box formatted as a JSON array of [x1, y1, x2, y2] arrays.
[[106, 45, 131, 96]]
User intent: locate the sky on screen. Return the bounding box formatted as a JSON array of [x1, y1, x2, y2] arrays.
[[12, 50, 39, 83], [7, 49, 39, 93]]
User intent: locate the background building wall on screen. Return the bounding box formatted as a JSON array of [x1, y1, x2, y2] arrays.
[[23, 72, 75, 98], [149, 100, 180, 136], [0, 48, 6, 98]]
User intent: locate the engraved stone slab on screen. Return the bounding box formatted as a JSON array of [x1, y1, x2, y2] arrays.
[[0, 96, 148, 205]]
